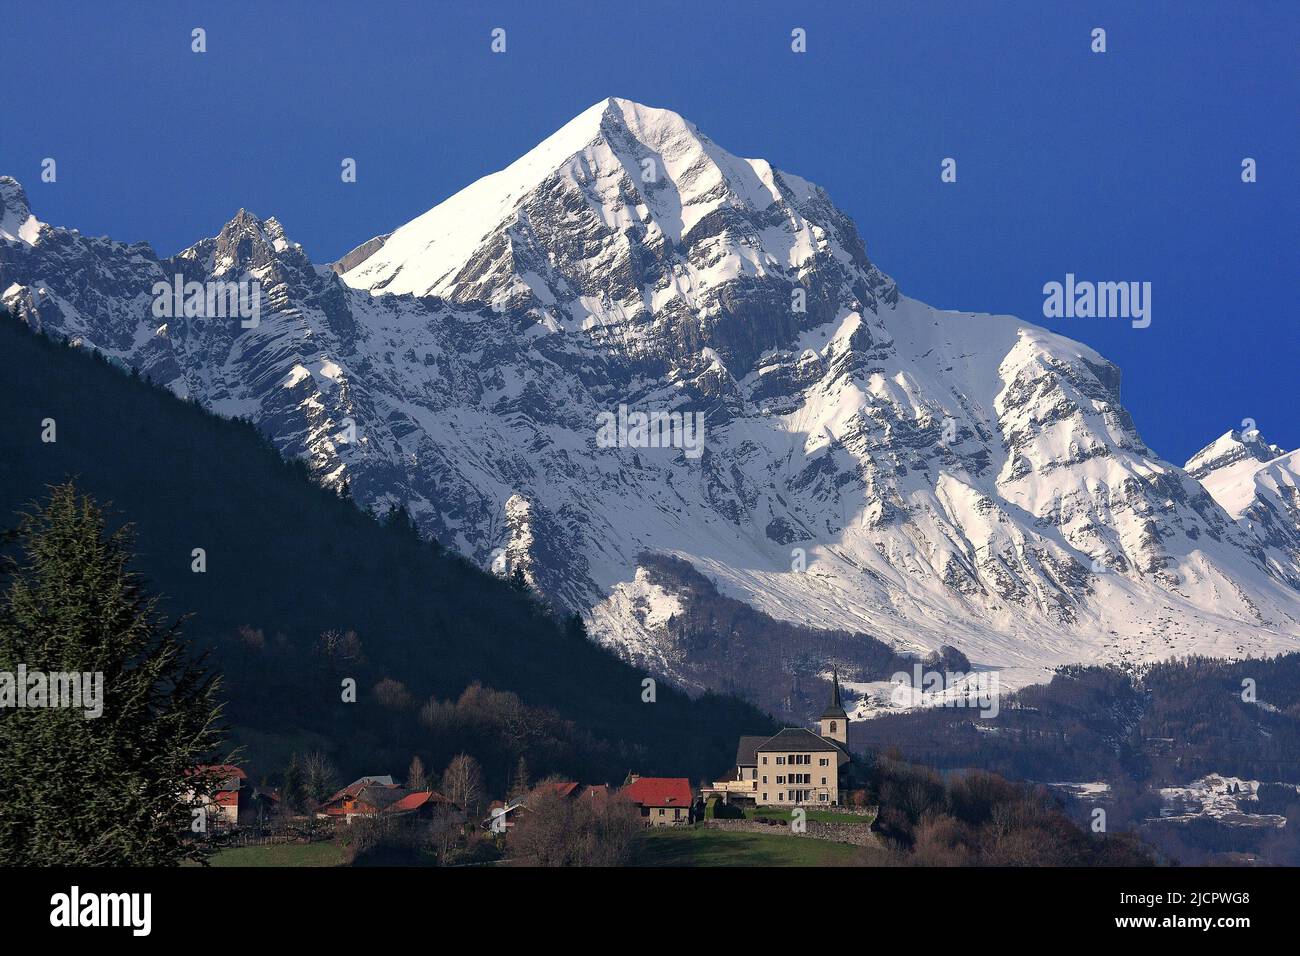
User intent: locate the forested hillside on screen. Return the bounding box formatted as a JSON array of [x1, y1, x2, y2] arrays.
[[0, 314, 775, 792]]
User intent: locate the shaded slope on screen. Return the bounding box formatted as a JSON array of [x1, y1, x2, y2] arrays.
[[0, 313, 774, 785]]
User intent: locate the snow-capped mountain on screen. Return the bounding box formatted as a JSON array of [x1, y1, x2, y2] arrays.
[[3, 98, 1299, 714], [1185, 431, 1300, 584], [1186, 428, 1286, 488]]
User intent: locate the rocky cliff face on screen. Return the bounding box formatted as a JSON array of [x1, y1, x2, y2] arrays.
[[3, 98, 1298, 712]]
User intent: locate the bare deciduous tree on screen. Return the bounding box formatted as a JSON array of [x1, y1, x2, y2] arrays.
[[373, 677, 413, 711], [406, 755, 427, 792], [441, 753, 484, 813], [300, 750, 341, 807], [510, 789, 640, 866]]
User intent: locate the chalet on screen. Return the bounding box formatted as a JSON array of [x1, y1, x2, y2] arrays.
[[622, 775, 694, 826], [316, 778, 401, 821], [704, 671, 852, 808], [316, 775, 453, 823]]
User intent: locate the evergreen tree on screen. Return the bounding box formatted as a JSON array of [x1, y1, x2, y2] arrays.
[[382, 502, 420, 542], [282, 752, 306, 814], [0, 483, 226, 865]]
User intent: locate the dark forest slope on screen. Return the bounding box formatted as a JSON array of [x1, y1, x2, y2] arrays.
[[0, 314, 775, 789]]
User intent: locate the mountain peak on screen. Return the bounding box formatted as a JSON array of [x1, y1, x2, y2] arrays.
[[178, 208, 303, 274], [1185, 428, 1285, 479], [337, 97, 721, 299], [337, 96, 882, 338], [529, 96, 702, 158], [0, 176, 30, 216], [0, 176, 42, 246]]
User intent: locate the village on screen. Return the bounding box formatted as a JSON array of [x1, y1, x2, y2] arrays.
[[184, 674, 880, 866]]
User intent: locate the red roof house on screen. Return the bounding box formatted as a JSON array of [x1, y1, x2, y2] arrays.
[[185, 764, 250, 828], [621, 776, 695, 826], [388, 790, 455, 817]]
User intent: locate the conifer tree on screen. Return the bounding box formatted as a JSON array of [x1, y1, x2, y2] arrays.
[[282, 752, 306, 814], [0, 483, 226, 865]]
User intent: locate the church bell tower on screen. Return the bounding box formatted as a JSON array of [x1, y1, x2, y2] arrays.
[[818, 669, 848, 745]]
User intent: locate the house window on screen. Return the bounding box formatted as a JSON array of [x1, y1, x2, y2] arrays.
[[819, 793, 828, 802], [762, 793, 767, 801], [761, 757, 767, 765], [762, 775, 767, 784], [658, 808, 664, 816], [778, 793, 784, 801], [819, 758, 828, 766], [830, 721, 837, 733], [776, 756, 784, 765], [821, 777, 826, 785]]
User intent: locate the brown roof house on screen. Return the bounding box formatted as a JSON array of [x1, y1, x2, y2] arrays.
[[316, 775, 454, 824]]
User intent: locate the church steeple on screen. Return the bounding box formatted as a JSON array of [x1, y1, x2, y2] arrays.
[[818, 669, 848, 745]]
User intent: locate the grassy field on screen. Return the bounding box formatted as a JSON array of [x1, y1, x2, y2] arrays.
[[203, 840, 347, 867], [199, 828, 873, 868], [634, 827, 866, 867]]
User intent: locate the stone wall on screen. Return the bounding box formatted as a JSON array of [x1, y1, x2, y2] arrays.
[[702, 818, 878, 848]]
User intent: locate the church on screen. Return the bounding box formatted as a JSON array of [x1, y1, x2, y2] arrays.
[[705, 672, 852, 808]]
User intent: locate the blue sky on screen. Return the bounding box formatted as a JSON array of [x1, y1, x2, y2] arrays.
[[2, 0, 1295, 464]]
